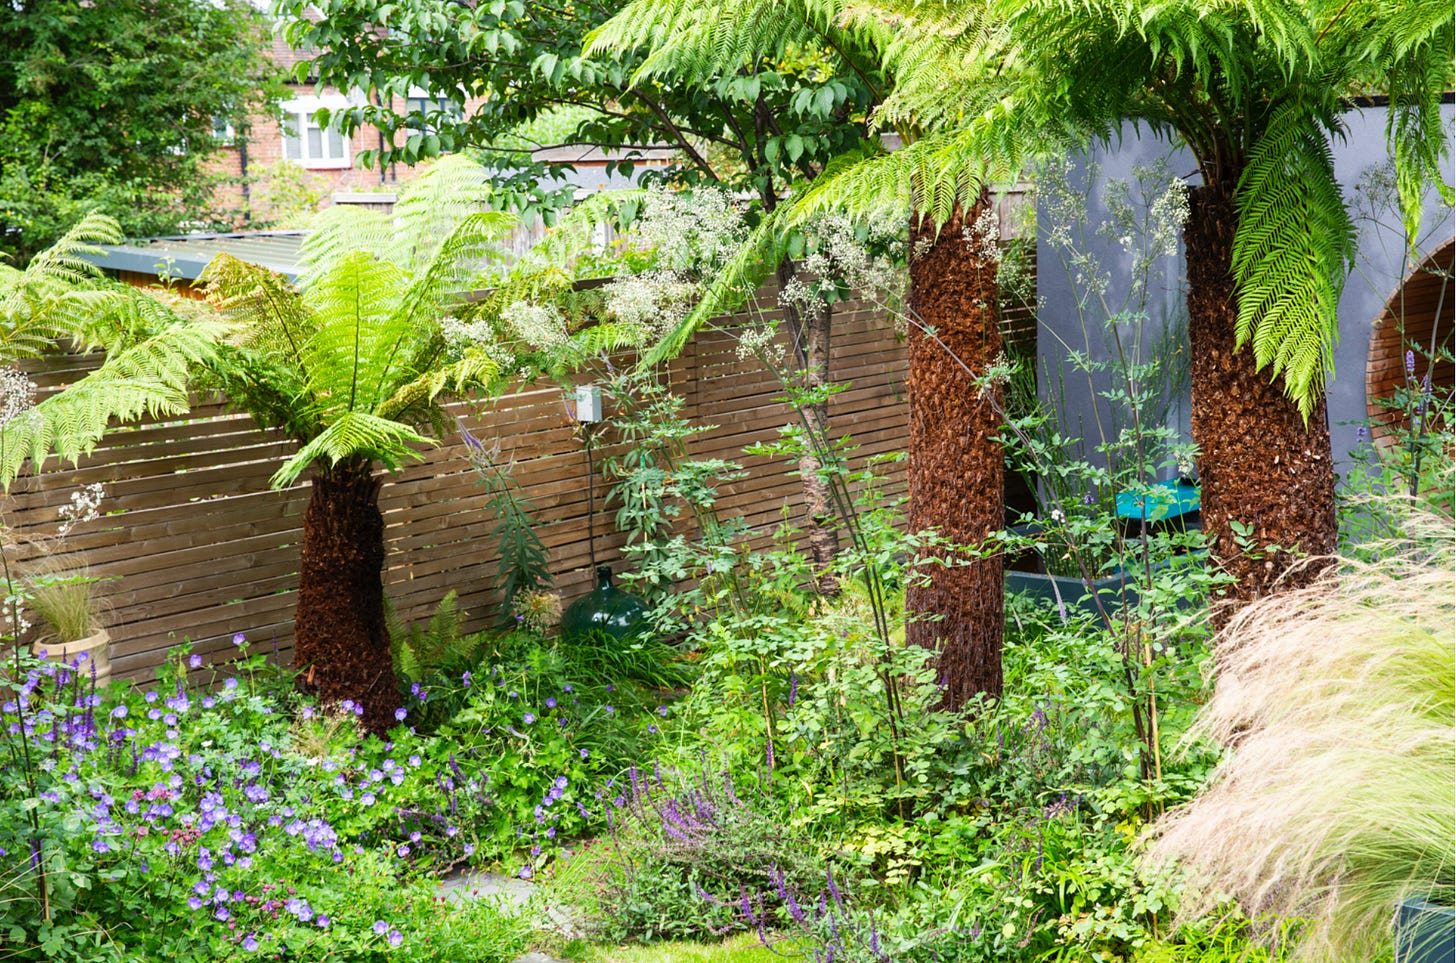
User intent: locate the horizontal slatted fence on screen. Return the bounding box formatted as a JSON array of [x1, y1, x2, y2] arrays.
[[2, 294, 912, 684]]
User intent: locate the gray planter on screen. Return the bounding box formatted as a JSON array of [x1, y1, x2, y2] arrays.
[[1005, 568, 1146, 617], [1005, 553, 1205, 617], [1396, 896, 1455, 963]]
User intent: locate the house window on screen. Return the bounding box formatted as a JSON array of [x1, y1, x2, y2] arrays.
[[404, 92, 462, 136], [212, 116, 236, 146], [281, 99, 351, 169]]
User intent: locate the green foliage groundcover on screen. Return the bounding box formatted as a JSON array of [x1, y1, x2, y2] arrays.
[[0, 625, 675, 962]]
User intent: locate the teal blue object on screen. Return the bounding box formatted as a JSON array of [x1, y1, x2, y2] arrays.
[[561, 566, 648, 641], [1115, 478, 1200, 522]]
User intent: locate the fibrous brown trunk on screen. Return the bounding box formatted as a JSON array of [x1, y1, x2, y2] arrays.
[[905, 196, 1005, 707], [777, 258, 841, 597], [294, 463, 398, 734], [1186, 178, 1336, 613]]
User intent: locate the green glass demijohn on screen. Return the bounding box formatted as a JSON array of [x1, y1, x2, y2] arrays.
[[561, 566, 648, 642]]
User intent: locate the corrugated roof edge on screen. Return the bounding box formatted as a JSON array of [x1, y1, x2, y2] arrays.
[[79, 231, 307, 282]]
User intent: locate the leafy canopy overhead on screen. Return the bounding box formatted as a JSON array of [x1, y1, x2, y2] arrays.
[[279, 0, 878, 207], [0, 0, 285, 263]]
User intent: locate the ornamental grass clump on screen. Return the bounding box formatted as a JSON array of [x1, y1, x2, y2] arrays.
[[1146, 504, 1455, 962]]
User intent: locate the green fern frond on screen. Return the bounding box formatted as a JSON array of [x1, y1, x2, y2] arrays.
[[393, 210, 514, 336], [0, 214, 129, 360], [391, 154, 504, 274], [202, 254, 317, 366], [0, 311, 227, 487], [377, 348, 504, 422], [1232, 103, 1355, 418], [301, 251, 415, 415], [270, 410, 433, 488], [297, 206, 397, 290], [6, 212, 121, 296], [1364, 0, 1456, 241]]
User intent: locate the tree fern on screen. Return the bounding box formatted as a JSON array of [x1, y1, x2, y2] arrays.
[[203, 162, 521, 490]]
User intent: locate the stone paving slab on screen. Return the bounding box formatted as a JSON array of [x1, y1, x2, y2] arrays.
[[437, 870, 575, 963]]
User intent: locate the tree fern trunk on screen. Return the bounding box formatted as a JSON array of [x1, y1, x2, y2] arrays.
[[294, 462, 398, 734], [1186, 178, 1336, 612], [905, 196, 1005, 707]]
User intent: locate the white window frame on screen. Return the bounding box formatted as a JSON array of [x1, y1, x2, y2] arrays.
[[404, 87, 463, 137], [281, 95, 354, 169]]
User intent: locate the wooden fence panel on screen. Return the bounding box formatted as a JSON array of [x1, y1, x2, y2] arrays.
[[1, 293, 913, 684]]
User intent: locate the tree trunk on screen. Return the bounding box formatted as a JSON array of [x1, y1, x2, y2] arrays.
[[1185, 177, 1337, 613], [905, 196, 1005, 707], [777, 257, 841, 596], [294, 462, 398, 734], [774, 252, 844, 594]]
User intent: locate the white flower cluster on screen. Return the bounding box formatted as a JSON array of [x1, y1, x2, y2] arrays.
[[1147, 176, 1191, 260], [0, 364, 36, 427], [733, 322, 788, 369], [439, 314, 497, 352], [2, 592, 31, 638], [779, 214, 904, 316], [633, 188, 747, 277], [500, 300, 569, 349], [58, 482, 105, 538], [962, 204, 1003, 265], [1099, 159, 1189, 274], [603, 271, 697, 338]]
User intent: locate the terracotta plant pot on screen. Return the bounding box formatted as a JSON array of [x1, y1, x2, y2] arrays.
[[33, 629, 110, 688]]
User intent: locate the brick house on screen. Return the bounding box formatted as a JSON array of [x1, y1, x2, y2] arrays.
[[209, 32, 677, 229], [207, 33, 435, 225]]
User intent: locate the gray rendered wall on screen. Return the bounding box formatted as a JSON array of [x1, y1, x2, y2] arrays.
[[1035, 105, 1454, 482]]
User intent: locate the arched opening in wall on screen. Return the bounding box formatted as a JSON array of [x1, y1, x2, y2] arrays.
[[1366, 239, 1454, 448]]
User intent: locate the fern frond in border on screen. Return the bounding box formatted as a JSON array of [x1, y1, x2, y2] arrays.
[[0, 214, 128, 360], [302, 251, 412, 416], [202, 254, 317, 368], [378, 348, 504, 423], [270, 410, 434, 488], [0, 312, 226, 488], [1232, 103, 1356, 418]]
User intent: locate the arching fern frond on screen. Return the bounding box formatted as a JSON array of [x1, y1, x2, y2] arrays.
[[0, 311, 227, 488], [297, 206, 397, 290], [1232, 103, 1356, 418], [0, 213, 127, 360], [1354, 0, 1456, 242], [378, 348, 505, 424], [202, 253, 317, 365], [390, 154, 506, 275], [270, 410, 434, 488], [302, 251, 414, 416], [394, 210, 515, 335]]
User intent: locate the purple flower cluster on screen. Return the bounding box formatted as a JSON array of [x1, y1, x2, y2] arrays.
[[0, 650, 465, 954]]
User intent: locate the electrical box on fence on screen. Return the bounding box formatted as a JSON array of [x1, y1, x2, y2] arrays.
[[575, 384, 603, 423]]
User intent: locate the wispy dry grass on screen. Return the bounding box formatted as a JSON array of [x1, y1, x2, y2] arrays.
[[1145, 504, 1455, 962]]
